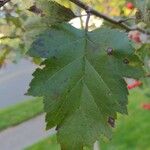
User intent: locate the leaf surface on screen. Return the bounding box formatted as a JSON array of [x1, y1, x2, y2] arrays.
[[27, 23, 144, 150], [36, 0, 76, 25]]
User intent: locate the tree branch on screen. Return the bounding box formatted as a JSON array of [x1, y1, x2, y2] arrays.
[[0, 35, 20, 39], [69, 0, 150, 35], [0, 0, 10, 8]]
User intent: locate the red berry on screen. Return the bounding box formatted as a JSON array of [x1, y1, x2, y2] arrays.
[[127, 80, 142, 90], [132, 35, 141, 43], [142, 104, 150, 110], [126, 2, 134, 9], [128, 31, 141, 43]]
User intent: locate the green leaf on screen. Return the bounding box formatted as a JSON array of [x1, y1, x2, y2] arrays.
[[136, 44, 150, 87], [135, 0, 150, 11], [135, 0, 150, 26], [25, 0, 76, 51], [35, 0, 76, 25], [27, 23, 144, 150]]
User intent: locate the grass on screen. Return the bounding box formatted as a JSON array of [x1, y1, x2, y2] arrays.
[[25, 135, 60, 150], [100, 88, 150, 150], [0, 98, 43, 131], [25, 88, 150, 150]]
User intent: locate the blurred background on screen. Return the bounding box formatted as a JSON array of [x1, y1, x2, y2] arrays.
[[0, 0, 150, 150]]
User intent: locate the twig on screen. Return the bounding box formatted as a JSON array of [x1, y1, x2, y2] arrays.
[[85, 7, 91, 32], [0, 0, 10, 8], [0, 35, 20, 39], [118, 17, 135, 23], [69, 0, 150, 35], [76, 14, 88, 18]]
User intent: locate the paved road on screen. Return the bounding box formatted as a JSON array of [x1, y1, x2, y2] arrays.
[[0, 59, 37, 109], [0, 114, 55, 150]]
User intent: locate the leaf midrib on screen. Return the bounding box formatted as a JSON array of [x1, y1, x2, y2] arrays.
[[44, 33, 118, 120]]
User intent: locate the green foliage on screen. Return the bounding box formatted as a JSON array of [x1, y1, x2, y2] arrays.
[[135, 0, 150, 26], [0, 0, 150, 149], [0, 0, 76, 65], [101, 89, 150, 150], [137, 43, 150, 87], [25, 89, 150, 150], [135, 0, 150, 11], [23, 0, 76, 56], [34, 0, 76, 25], [27, 23, 144, 149]]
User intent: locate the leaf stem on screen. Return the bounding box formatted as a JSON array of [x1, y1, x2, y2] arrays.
[[85, 7, 91, 32]]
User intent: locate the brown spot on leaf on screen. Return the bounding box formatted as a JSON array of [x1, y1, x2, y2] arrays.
[[106, 47, 113, 55], [123, 58, 129, 64], [108, 117, 115, 127], [28, 5, 44, 16]]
